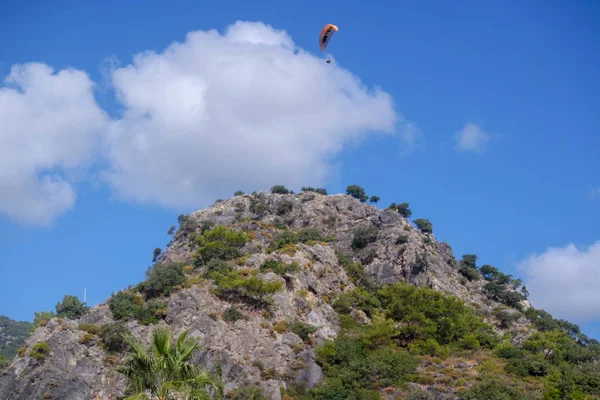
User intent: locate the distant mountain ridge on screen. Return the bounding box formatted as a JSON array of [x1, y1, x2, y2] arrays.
[[0, 316, 32, 359]]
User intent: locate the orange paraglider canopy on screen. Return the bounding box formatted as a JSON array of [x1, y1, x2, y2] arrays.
[[319, 23, 338, 52]]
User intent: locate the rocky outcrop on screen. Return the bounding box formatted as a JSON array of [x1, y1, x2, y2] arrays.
[[0, 191, 532, 399]]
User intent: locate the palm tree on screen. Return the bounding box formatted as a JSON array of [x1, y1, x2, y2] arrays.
[[116, 325, 224, 400]]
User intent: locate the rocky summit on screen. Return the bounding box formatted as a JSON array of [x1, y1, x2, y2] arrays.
[[1, 188, 598, 400]]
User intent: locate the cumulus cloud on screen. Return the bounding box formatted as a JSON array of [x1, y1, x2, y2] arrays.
[[101, 21, 399, 209], [517, 241, 600, 322], [1, 21, 404, 224], [0, 63, 108, 226], [454, 122, 491, 154]]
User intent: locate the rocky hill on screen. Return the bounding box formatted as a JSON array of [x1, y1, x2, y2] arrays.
[[0, 187, 598, 399]]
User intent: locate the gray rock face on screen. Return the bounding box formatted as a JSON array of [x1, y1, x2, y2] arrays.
[[0, 192, 532, 399]]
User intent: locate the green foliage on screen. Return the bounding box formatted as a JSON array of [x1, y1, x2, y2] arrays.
[[231, 386, 267, 399], [167, 225, 175, 235], [267, 228, 329, 252], [301, 187, 328, 195], [33, 311, 55, 327], [0, 315, 33, 359], [234, 190, 245, 196], [276, 200, 294, 215], [413, 218, 433, 234], [311, 334, 418, 396], [141, 263, 185, 299], [30, 342, 50, 361], [223, 307, 244, 323], [271, 185, 290, 194], [0, 354, 9, 370], [351, 226, 378, 251], [195, 225, 248, 264], [395, 234, 409, 245], [336, 253, 376, 291], [211, 270, 283, 305], [108, 291, 168, 325], [152, 247, 161, 262], [388, 202, 412, 218], [333, 287, 381, 318], [260, 259, 299, 275], [459, 377, 538, 399], [109, 291, 139, 321], [78, 323, 100, 335], [55, 295, 89, 319], [345, 184, 368, 202], [483, 282, 525, 311], [99, 322, 131, 353], [376, 283, 497, 348], [369, 196, 380, 204], [458, 254, 481, 281], [288, 320, 318, 343], [203, 258, 233, 276], [492, 308, 520, 328], [249, 196, 268, 217], [480, 264, 500, 280], [116, 326, 223, 399]]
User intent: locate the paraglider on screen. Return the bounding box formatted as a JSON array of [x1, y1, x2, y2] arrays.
[[319, 23, 338, 64]]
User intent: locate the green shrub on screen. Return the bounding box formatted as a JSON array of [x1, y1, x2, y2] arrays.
[[231, 385, 267, 399], [267, 228, 328, 252], [260, 259, 299, 275], [270, 185, 290, 194], [30, 342, 50, 361], [78, 323, 100, 335], [55, 295, 89, 319], [234, 190, 244, 196], [211, 270, 283, 305], [249, 197, 268, 217], [376, 283, 497, 348], [351, 226, 378, 251], [108, 291, 167, 325], [195, 226, 248, 264], [288, 320, 317, 343], [395, 234, 409, 245], [336, 252, 376, 291], [0, 354, 9, 369], [301, 187, 328, 195], [388, 202, 412, 218], [223, 307, 244, 322], [203, 259, 233, 276], [33, 311, 56, 328], [276, 200, 294, 215], [346, 185, 368, 202], [459, 377, 537, 399], [413, 219, 433, 234], [99, 322, 130, 353], [312, 334, 418, 395], [492, 308, 520, 328], [109, 291, 139, 320], [141, 263, 185, 299], [333, 286, 381, 318]]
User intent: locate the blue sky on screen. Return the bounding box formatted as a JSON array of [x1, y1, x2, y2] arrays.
[[1, 0, 599, 339]]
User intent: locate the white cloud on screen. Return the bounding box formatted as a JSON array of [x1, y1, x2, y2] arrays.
[[517, 241, 600, 323], [454, 122, 491, 154], [101, 21, 399, 209], [398, 122, 424, 155], [590, 187, 600, 200], [0, 63, 108, 226], [0, 21, 405, 224]]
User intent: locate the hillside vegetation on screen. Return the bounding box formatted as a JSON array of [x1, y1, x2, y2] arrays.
[[0, 316, 32, 366], [1, 185, 598, 400]]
